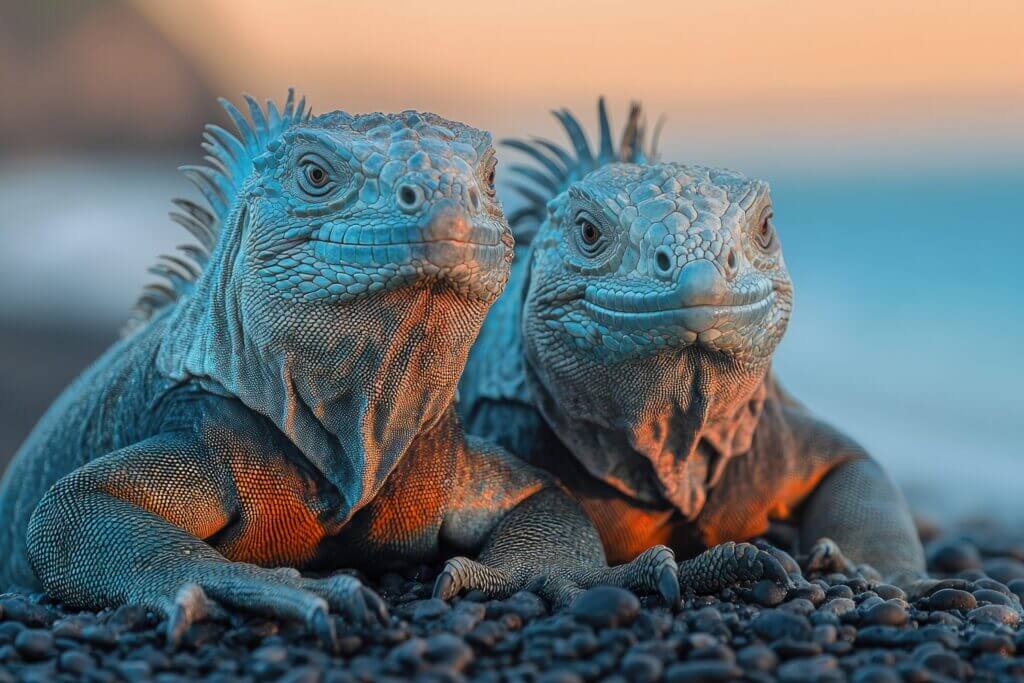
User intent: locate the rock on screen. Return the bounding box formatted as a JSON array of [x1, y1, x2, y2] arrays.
[[58, 650, 95, 675], [776, 655, 840, 682], [925, 588, 977, 611], [13, 629, 55, 661], [502, 591, 548, 622], [851, 665, 902, 682], [751, 609, 811, 641], [927, 540, 982, 573], [819, 597, 857, 616], [664, 661, 743, 682], [825, 584, 854, 601], [570, 586, 640, 629], [425, 633, 473, 671], [861, 601, 909, 627], [873, 584, 906, 601], [973, 588, 1013, 606], [736, 644, 777, 671], [620, 653, 662, 683], [983, 557, 1024, 584], [787, 583, 826, 606], [968, 632, 1015, 655], [408, 598, 450, 620], [749, 580, 786, 607], [967, 604, 1020, 626]]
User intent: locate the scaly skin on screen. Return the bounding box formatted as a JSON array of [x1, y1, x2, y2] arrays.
[[459, 100, 926, 594], [0, 92, 676, 648]]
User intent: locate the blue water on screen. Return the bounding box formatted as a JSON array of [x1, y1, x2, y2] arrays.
[[768, 167, 1024, 520]]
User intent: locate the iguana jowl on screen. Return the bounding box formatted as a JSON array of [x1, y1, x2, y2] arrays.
[[0, 92, 677, 647], [459, 100, 926, 591]]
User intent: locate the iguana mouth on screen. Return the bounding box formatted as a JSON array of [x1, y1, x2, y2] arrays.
[[581, 288, 775, 334]]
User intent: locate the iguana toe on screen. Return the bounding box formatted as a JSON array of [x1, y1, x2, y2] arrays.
[[433, 556, 513, 600], [679, 541, 792, 595]]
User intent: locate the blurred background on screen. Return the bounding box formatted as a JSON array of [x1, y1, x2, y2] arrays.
[[0, 0, 1021, 522]]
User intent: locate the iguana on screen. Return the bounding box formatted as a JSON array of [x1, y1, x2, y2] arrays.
[[0, 92, 678, 647], [458, 100, 926, 593]]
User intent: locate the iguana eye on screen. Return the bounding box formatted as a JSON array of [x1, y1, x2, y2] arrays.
[[580, 220, 600, 245], [296, 154, 339, 198], [306, 165, 328, 187], [755, 211, 775, 250]]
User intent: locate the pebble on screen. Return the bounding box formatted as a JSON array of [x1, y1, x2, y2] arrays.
[[861, 601, 909, 627], [776, 655, 840, 682], [664, 661, 743, 682], [13, 629, 54, 660], [751, 609, 812, 641], [925, 588, 976, 611], [570, 586, 640, 628], [0, 524, 1021, 681], [967, 604, 1020, 626], [928, 539, 982, 573], [620, 652, 663, 682]]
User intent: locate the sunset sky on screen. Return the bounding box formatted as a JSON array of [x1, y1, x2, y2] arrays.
[[135, 0, 1023, 170]]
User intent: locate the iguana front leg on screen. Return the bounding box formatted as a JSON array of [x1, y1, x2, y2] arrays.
[[432, 439, 680, 607], [797, 455, 925, 585], [26, 433, 384, 649]]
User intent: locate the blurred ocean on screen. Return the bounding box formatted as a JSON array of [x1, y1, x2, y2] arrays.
[[0, 156, 1021, 522]]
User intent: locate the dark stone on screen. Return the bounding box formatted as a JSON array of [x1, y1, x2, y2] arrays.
[[570, 586, 640, 629], [770, 639, 822, 658], [983, 557, 1024, 584], [502, 591, 548, 622], [749, 580, 786, 607], [751, 609, 811, 642], [787, 583, 826, 606], [855, 626, 908, 648], [664, 661, 743, 682], [425, 633, 474, 671], [0, 597, 52, 627], [928, 540, 982, 573], [850, 665, 902, 682], [819, 597, 856, 617], [776, 655, 840, 682], [973, 588, 1013, 606], [968, 632, 1015, 655], [925, 588, 976, 611], [825, 585, 854, 601], [408, 598, 450, 620], [736, 644, 777, 671], [620, 652, 662, 683], [873, 584, 906, 601], [13, 629, 55, 660], [861, 601, 909, 627], [968, 604, 1020, 626], [58, 649, 95, 674]]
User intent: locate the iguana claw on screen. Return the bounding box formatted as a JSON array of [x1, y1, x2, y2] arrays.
[[658, 564, 681, 610]]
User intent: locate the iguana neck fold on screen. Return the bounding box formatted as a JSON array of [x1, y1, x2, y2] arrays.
[[523, 340, 769, 519]]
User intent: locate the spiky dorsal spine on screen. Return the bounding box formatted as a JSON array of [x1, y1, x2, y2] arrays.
[[502, 98, 664, 244], [125, 90, 310, 333]]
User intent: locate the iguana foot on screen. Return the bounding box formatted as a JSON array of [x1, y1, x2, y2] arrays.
[[678, 541, 791, 595], [433, 544, 679, 608], [161, 565, 387, 650], [800, 537, 883, 581]]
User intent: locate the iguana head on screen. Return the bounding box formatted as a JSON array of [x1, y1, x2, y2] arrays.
[[147, 91, 512, 520], [510, 102, 792, 516]]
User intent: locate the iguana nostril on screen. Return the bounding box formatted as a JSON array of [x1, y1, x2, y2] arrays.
[[654, 246, 673, 276], [396, 183, 425, 212], [468, 188, 481, 212], [726, 247, 737, 273]]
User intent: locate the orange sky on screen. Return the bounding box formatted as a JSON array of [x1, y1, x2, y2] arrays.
[[135, 0, 1023, 168]]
